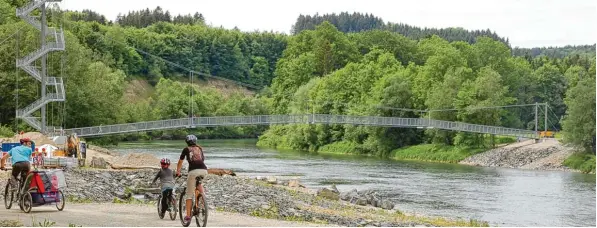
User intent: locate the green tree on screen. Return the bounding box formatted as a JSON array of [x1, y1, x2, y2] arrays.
[[66, 62, 126, 127], [454, 67, 515, 146], [561, 75, 596, 154]]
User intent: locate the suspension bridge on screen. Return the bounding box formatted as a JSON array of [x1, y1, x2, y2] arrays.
[[11, 0, 550, 140]]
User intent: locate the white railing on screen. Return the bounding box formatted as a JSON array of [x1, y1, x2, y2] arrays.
[[15, 0, 44, 17], [20, 65, 41, 80], [22, 116, 41, 130], [16, 93, 62, 117]]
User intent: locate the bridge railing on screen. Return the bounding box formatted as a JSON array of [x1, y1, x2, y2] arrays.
[[51, 114, 538, 139], [425, 119, 537, 138]]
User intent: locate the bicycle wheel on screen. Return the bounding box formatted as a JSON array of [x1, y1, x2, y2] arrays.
[[179, 188, 190, 227], [195, 193, 208, 227], [3, 182, 13, 209], [157, 195, 164, 219], [56, 190, 65, 211], [169, 196, 177, 220], [21, 192, 32, 213]]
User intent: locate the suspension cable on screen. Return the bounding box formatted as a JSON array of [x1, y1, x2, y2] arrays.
[[427, 103, 547, 112], [188, 71, 191, 118], [191, 71, 194, 117], [15, 29, 20, 133], [0, 29, 21, 46]]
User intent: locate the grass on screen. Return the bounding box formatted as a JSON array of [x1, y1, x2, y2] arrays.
[[0, 220, 23, 227], [249, 201, 280, 219], [294, 136, 517, 163], [318, 141, 361, 155], [389, 144, 486, 163], [492, 136, 517, 144], [66, 195, 93, 203], [112, 197, 149, 204], [563, 153, 596, 174], [31, 218, 55, 227], [0, 124, 14, 137]]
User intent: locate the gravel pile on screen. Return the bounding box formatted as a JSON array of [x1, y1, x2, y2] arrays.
[[460, 139, 573, 171], [107, 153, 161, 168], [63, 169, 156, 202], [88, 145, 120, 156]]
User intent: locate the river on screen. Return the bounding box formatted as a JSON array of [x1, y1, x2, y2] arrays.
[[108, 139, 596, 227]]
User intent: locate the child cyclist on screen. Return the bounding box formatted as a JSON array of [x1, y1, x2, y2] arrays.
[[151, 158, 176, 216]]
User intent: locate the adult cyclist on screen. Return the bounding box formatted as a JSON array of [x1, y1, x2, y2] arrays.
[[0, 138, 33, 191], [175, 134, 208, 224]]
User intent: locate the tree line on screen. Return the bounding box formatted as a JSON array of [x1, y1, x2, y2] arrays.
[[292, 12, 509, 45], [259, 22, 596, 157], [512, 44, 596, 59]]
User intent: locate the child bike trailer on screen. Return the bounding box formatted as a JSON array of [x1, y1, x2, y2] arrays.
[[20, 169, 67, 213]]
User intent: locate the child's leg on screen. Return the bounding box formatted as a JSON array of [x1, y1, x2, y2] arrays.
[[161, 190, 168, 214]]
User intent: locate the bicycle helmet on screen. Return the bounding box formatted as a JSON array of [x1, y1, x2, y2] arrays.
[[160, 158, 170, 168], [185, 134, 197, 146], [20, 138, 31, 144]]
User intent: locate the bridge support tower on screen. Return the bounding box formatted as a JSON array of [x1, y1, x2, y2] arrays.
[[15, 0, 66, 133]]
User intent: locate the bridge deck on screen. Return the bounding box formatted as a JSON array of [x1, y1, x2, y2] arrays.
[[50, 114, 538, 139]]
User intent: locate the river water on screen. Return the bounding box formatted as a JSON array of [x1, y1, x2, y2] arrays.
[[109, 139, 596, 227]]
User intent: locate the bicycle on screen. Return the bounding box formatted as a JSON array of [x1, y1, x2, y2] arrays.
[[178, 175, 208, 227], [156, 177, 183, 220], [2, 168, 26, 211]]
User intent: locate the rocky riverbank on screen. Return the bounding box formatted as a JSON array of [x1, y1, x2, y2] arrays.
[[459, 139, 576, 172], [0, 168, 487, 227]]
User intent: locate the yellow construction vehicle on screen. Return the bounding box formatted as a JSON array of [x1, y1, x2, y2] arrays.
[[67, 134, 85, 166], [47, 134, 85, 167], [539, 131, 555, 138]]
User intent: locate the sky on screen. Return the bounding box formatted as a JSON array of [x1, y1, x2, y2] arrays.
[[60, 0, 596, 48]]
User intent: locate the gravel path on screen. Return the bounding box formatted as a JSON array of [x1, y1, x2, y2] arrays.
[[0, 203, 326, 227]]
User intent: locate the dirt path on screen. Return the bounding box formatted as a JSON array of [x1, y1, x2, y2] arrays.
[[0, 203, 326, 227]]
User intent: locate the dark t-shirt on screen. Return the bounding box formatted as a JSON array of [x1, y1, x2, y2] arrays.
[[179, 146, 207, 171]]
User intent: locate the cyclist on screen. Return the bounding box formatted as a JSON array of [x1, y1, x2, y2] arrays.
[[175, 134, 208, 224], [151, 158, 176, 216], [0, 138, 33, 191]]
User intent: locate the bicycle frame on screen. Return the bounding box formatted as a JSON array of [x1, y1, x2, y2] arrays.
[[178, 174, 208, 227], [13, 170, 26, 197]]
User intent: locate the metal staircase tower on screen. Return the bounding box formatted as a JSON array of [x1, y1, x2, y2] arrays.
[[15, 0, 66, 133]]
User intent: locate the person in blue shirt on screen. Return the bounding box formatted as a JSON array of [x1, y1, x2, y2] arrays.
[[1, 138, 33, 189]]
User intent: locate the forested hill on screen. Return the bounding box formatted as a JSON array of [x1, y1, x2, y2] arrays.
[[1, 2, 595, 161], [292, 12, 509, 45], [58, 8, 288, 88], [512, 44, 596, 59]]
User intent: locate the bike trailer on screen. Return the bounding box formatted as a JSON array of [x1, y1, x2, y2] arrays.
[[26, 170, 67, 205]]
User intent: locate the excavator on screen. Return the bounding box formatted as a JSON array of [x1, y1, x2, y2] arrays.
[[52, 134, 86, 167]]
